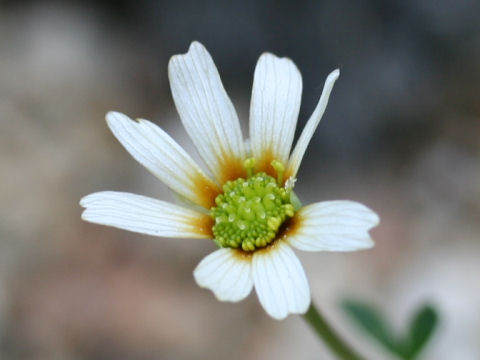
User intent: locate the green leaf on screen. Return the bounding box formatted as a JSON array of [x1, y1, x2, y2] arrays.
[[343, 300, 440, 360], [342, 299, 401, 355], [402, 305, 439, 359]]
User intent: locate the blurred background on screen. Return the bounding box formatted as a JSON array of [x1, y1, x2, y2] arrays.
[[1, 0, 480, 359]]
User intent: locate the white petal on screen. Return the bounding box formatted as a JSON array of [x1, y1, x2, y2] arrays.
[[252, 241, 310, 320], [287, 200, 379, 252], [286, 69, 339, 178], [168, 42, 245, 184], [80, 191, 213, 238], [249, 53, 302, 170], [106, 111, 220, 209], [194, 248, 253, 302]]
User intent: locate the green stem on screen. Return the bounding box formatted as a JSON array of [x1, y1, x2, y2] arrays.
[[303, 302, 365, 360]]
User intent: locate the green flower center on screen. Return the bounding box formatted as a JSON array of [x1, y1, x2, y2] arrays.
[[211, 158, 295, 251]]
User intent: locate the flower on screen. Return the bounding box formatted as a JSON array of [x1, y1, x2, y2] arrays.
[[80, 41, 379, 320]]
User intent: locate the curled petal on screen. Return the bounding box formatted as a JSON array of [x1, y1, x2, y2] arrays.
[[286, 69, 339, 178]]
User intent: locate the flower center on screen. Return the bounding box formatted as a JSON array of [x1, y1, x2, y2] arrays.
[[211, 158, 295, 251]]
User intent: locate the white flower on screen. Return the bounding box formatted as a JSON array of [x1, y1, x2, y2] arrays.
[[80, 42, 379, 320]]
